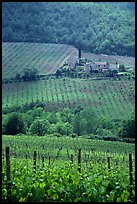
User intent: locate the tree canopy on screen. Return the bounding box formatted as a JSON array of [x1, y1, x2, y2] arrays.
[[2, 2, 135, 56]]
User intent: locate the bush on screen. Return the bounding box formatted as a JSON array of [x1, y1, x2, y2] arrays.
[[96, 128, 113, 137], [69, 133, 77, 138], [119, 117, 135, 138], [29, 118, 50, 136], [102, 136, 121, 142], [3, 112, 27, 135], [119, 64, 126, 72], [51, 122, 73, 136], [121, 138, 135, 143], [52, 133, 62, 137]]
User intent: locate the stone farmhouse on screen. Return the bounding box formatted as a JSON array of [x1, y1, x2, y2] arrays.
[[85, 61, 119, 74]]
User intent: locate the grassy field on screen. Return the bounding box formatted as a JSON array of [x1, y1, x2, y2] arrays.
[[2, 77, 135, 120], [2, 42, 78, 78]]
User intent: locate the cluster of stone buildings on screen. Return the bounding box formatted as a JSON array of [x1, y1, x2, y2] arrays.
[[85, 61, 119, 74]]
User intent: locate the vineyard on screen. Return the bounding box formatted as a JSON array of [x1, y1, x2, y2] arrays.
[[2, 135, 135, 202], [2, 77, 135, 120], [82, 51, 135, 68], [2, 42, 135, 80], [2, 42, 78, 79], [2, 42, 135, 202]]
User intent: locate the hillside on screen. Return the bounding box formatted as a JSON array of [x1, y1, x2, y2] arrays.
[[2, 42, 78, 79], [2, 77, 135, 121], [2, 3, 135, 202], [2, 2, 135, 56], [2, 42, 135, 81]]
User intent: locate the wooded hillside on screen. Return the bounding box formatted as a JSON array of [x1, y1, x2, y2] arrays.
[[2, 2, 135, 56]]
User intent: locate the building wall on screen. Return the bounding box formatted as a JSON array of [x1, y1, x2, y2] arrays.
[[85, 61, 118, 74], [85, 62, 96, 74], [109, 63, 119, 71]]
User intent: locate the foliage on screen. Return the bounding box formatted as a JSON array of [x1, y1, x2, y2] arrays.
[[72, 114, 85, 136], [51, 122, 73, 136], [2, 78, 135, 122], [29, 117, 50, 136], [3, 112, 27, 135], [2, 2, 135, 56], [96, 129, 114, 137], [2, 134, 135, 202], [2, 135, 135, 158], [22, 68, 38, 81], [2, 158, 135, 202], [2, 102, 135, 141], [119, 116, 135, 138], [119, 64, 126, 72], [80, 108, 99, 134]]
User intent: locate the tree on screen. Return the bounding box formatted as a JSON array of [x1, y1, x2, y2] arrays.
[[29, 117, 50, 136], [22, 68, 38, 81], [119, 117, 135, 138], [15, 73, 21, 82], [4, 112, 26, 135], [119, 64, 126, 72], [80, 108, 99, 134], [2, 2, 135, 56], [74, 105, 83, 115], [72, 114, 86, 136], [60, 108, 73, 123], [51, 122, 73, 136], [55, 69, 62, 78]]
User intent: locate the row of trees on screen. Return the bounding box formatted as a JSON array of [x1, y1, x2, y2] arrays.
[[2, 106, 135, 140], [2, 68, 39, 84], [2, 2, 135, 56]]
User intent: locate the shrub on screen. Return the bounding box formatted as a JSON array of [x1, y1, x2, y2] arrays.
[[119, 64, 126, 72], [52, 133, 62, 137], [102, 136, 121, 142], [121, 138, 135, 143], [4, 112, 27, 135], [51, 122, 73, 136], [69, 133, 77, 138], [29, 118, 50, 136], [96, 128, 113, 137], [119, 117, 135, 138]]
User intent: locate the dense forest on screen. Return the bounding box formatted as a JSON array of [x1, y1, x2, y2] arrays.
[[2, 2, 135, 56]]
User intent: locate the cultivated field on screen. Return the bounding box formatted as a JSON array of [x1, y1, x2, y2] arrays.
[[2, 42, 78, 78], [2, 135, 135, 202], [82, 51, 135, 68], [2, 42, 135, 202], [2, 42, 135, 80], [2, 77, 135, 120]]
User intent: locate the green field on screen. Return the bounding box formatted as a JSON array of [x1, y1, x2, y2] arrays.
[[2, 135, 135, 159], [2, 42, 78, 78], [2, 77, 135, 120], [2, 135, 135, 202], [2, 42, 135, 202], [2, 42, 135, 120]]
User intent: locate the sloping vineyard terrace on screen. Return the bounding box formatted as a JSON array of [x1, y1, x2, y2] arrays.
[[2, 77, 135, 120], [2, 42, 78, 78]]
